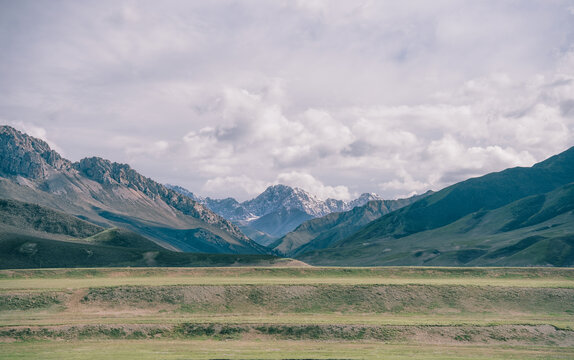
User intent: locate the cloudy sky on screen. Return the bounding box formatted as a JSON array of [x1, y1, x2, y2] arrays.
[[2, 0, 574, 201]]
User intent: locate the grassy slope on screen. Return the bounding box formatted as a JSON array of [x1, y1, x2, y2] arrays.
[[272, 192, 432, 257], [0, 267, 573, 359], [271, 200, 392, 256], [0, 197, 283, 269], [0, 198, 104, 238], [300, 182, 574, 266], [353, 146, 573, 240], [94, 208, 265, 253], [249, 207, 314, 238], [299, 147, 574, 266], [234, 221, 278, 247], [0, 175, 265, 255], [81, 227, 165, 250], [0, 234, 281, 269]]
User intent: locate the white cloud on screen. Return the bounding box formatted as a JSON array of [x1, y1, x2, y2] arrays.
[[203, 175, 270, 200], [1, 1, 574, 201], [276, 171, 352, 200], [125, 139, 169, 157]]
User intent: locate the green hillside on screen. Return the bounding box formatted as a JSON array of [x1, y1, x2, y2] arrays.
[[0, 198, 282, 269], [299, 146, 574, 266], [250, 208, 313, 238], [82, 227, 165, 250], [300, 181, 574, 266], [234, 222, 278, 247], [349, 146, 574, 243], [0, 233, 281, 269], [272, 192, 431, 256], [0, 198, 103, 238], [0, 196, 182, 252]]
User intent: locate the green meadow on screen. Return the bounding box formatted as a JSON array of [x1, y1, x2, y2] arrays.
[[1, 267, 573, 359]]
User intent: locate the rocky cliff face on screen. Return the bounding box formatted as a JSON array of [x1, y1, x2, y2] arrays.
[[0, 125, 256, 251], [0, 126, 72, 179], [179, 184, 388, 223], [169, 184, 393, 243], [74, 158, 250, 242], [165, 184, 203, 202]]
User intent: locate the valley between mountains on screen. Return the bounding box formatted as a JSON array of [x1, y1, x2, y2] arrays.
[[2, 125, 574, 359], [1, 125, 573, 268]]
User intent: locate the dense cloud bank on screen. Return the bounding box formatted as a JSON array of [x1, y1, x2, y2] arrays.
[[1, 1, 573, 200]]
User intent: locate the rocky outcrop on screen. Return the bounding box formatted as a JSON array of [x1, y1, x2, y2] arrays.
[[165, 184, 203, 202], [0, 126, 72, 179], [75, 157, 250, 242], [0, 125, 256, 250]]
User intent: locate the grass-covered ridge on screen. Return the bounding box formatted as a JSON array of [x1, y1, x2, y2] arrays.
[[300, 181, 574, 266], [0, 235, 287, 269], [294, 147, 574, 266], [0, 198, 103, 238], [0, 197, 285, 269]]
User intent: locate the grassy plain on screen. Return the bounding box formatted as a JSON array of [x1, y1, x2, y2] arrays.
[[2, 266, 574, 288], [1, 267, 573, 359], [3, 340, 574, 360]]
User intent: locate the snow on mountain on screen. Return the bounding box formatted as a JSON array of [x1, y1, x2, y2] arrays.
[[243, 185, 332, 218], [348, 193, 384, 209], [169, 184, 383, 221], [0, 126, 262, 254], [167, 183, 388, 243]]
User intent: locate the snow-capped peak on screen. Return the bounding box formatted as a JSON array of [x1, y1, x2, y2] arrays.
[[167, 183, 383, 221]]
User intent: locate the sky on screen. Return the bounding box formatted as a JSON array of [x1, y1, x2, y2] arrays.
[[1, 0, 574, 201]]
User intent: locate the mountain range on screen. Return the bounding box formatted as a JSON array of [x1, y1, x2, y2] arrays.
[[167, 183, 387, 245], [1, 124, 573, 268], [0, 196, 279, 268], [271, 191, 433, 257], [0, 125, 264, 255]]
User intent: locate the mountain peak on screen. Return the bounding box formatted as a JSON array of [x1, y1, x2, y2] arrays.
[[173, 183, 389, 222], [168, 182, 393, 240], [0, 125, 72, 179], [348, 192, 384, 209], [243, 184, 323, 217], [261, 184, 297, 196], [357, 192, 383, 200]]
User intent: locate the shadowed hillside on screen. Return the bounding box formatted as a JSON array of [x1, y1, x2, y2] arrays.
[[299, 146, 574, 266], [272, 192, 431, 257], [0, 233, 281, 269]]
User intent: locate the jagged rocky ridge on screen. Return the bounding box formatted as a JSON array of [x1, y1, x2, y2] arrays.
[[271, 191, 433, 257], [0, 126, 72, 179], [169, 184, 385, 222], [74, 157, 245, 239], [0, 126, 260, 253], [167, 184, 387, 243]]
